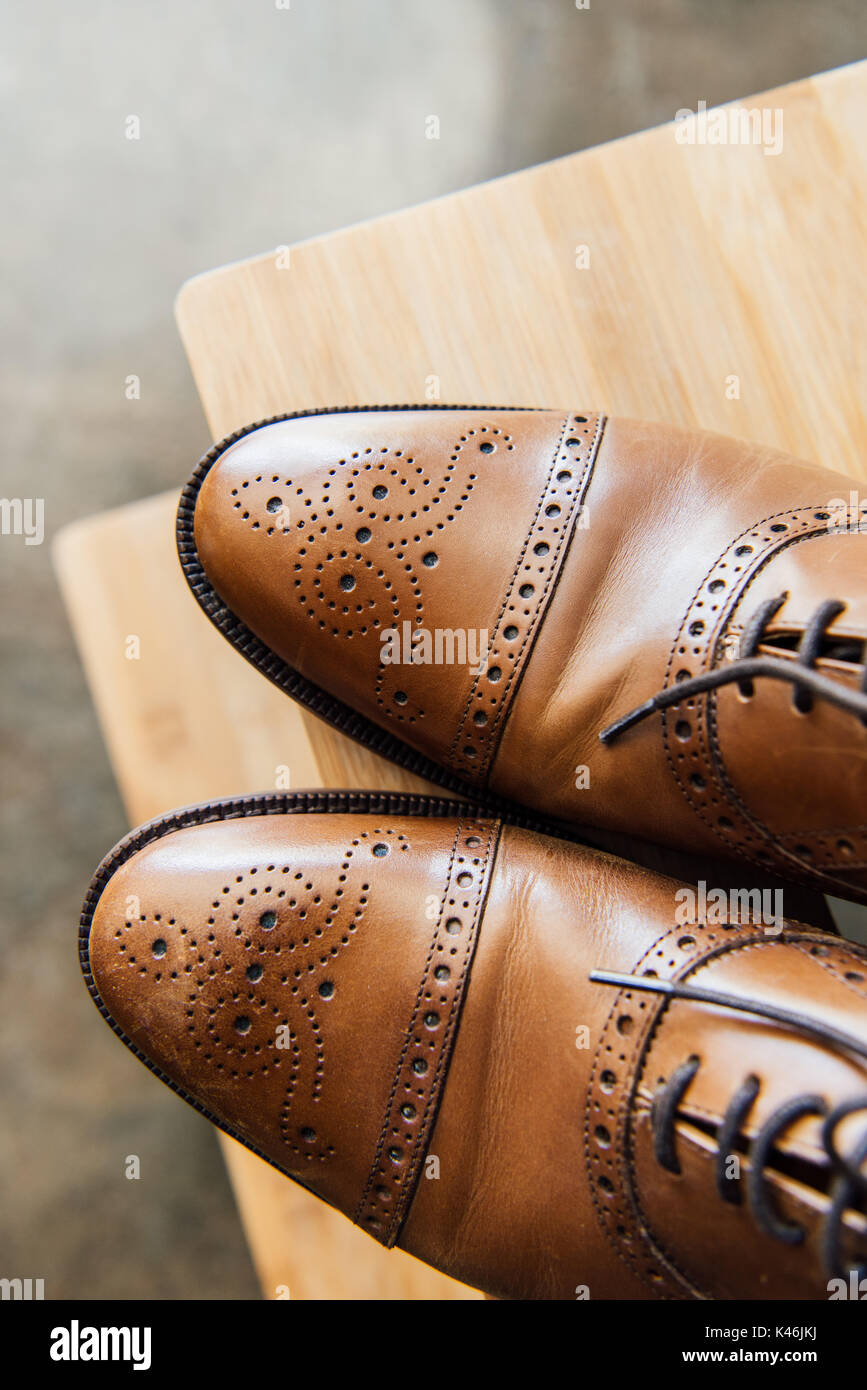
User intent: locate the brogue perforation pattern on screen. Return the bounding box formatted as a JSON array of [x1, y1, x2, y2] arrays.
[[82, 789, 528, 1216], [355, 816, 500, 1247], [178, 407, 618, 835], [585, 918, 802, 1300], [227, 426, 524, 731], [448, 412, 606, 784], [111, 829, 414, 1170], [662, 507, 867, 886]]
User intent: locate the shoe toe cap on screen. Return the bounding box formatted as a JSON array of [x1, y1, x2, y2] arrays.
[[83, 807, 491, 1234], [185, 407, 581, 776]]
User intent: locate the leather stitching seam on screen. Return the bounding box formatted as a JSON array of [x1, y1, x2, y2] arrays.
[[446, 411, 605, 783], [662, 511, 864, 891]]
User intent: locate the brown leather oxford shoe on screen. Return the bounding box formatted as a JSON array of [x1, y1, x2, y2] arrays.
[[177, 407, 867, 906], [82, 791, 867, 1299]]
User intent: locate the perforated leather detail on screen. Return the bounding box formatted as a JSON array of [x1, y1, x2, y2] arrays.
[[663, 507, 867, 883], [448, 412, 605, 783], [110, 830, 410, 1169], [355, 817, 500, 1246], [586, 922, 867, 1300], [228, 427, 510, 730], [586, 919, 790, 1300]]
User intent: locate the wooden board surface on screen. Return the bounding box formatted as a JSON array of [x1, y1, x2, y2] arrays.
[[56, 61, 867, 1300], [176, 63, 867, 487]]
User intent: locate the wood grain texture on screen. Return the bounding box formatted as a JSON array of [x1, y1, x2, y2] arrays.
[[176, 64, 867, 484], [56, 62, 866, 1300]]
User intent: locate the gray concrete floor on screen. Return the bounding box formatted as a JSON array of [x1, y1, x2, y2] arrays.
[[2, 0, 866, 1300]]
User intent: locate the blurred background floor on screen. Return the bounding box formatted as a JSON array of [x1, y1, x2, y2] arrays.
[[2, 0, 866, 1299]]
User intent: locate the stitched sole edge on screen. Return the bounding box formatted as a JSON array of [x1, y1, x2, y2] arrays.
[[175, 403, 591, 848], [79, 787, 504, 1211]]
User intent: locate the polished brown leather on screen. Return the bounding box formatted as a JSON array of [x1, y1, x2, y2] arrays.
[[83, 796, 867, 1300], [183, 408, 867, 905]]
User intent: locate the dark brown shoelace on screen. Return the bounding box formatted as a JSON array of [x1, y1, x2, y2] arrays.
[[600, 595, 867, 744], [591, 969, 867, 1281]]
